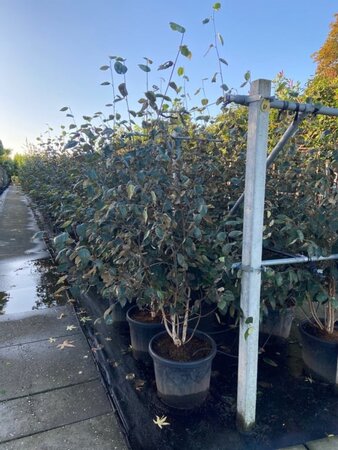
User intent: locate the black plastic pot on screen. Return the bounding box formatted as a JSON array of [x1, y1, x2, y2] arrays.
[[126, 305, 164, 363], [108, 299, 131, 324], [299, 320, 338, 384], [149, 330, 217, 409], [260, 307, 295, 339]]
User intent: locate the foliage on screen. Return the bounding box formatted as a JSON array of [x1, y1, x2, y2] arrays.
[[18, 4, 338, 342], [312, 13, 338, 78]]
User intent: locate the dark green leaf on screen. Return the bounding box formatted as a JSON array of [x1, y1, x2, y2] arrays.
[[219, 58, 228, 65], [138, 64, 151, 72], [118, 82, 128, 97], [180, 45, 192, 59], [169, 22, 186, 33], [158, 60, 173, 71], [114, 61, 128, 74]]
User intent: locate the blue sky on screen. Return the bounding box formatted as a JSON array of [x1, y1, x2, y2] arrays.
[[0, 0, 336, 153]]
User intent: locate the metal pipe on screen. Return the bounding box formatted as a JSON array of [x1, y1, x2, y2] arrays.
[[224, 94, 338, 117], [232, 254, 338, 270]]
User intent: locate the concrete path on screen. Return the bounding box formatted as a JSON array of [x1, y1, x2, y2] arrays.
[[0, 186, 128, 449]]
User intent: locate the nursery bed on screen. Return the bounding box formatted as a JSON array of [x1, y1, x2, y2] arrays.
[[74, 291, 338, 450]]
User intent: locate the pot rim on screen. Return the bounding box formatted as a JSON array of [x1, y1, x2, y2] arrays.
[[149, 329, 217, 367], [299, 319, 338, 347], [126, 305, 164, 328]]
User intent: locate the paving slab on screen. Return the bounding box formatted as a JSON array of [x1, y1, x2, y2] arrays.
[[0, 306, 78, 348], [0, 413, 127, 450], [0, 380, 112, 443], [0, 333, 98, 401], [278, 445, 307, 450], [306, 436, 338, 449], [0, 186, 48, 260]]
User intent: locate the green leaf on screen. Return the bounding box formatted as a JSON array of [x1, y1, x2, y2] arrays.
[[32, 231, 46, 240], [169, 81, 179, 93], [201, 98, 209, 106], [60, 107, 68, 112], [275, 273, 283, 287], [213, 2, 221, 10], [245, 316, 253, 324], [244, 70, 251, 81], [127, 184, 135, 199], [244, 326, 254, 340], [202, 18, 210, 24], [180, 45, 192, 59], [114, 61, 128, 74], [151, 191, 157, 205], [100, 65, 110, 71], [155, 227, 164, 239], [138, 64, 151, 72], [145, 91, 157, 103], [216, 232, 226, 241], [76, 247, 91, 267], [118, 82, 128, 97], [211, 72, 217, 83], [169, 22, 186, 33], [217, 32, 224, 46], [177, 253, 188, 269], [219, 58, 228, 66], [177, 66, 184, 76], [158, 61, 173, 70], [54, 232, 70, 248], [221, 83, 229, 91], [143, 207, 148, 224], [228, 230, 242, 238], [101, 81, 110, 86]]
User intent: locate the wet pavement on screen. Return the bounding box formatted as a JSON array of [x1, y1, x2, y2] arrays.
[[0, 186, 128, 449]]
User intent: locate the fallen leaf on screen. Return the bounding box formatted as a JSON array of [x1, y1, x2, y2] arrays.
[[57, 313, 66, 320], [263, 357, 278, 367], [80, 316, 92, 323], [49, 337, 56, 343], [66, 325, 77, 331], [57, 340, 75, 350], [125, 373, 135, 381], [153, 415, 170, 429], [91, 345, 104, 353], [135, 379, 146, 391]]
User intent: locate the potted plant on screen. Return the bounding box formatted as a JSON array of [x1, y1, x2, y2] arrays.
[[264, 120, 338, 382], [140, 137, 239, 409]]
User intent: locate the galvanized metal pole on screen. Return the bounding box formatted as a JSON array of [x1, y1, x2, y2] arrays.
[[224, 94, 338, 117], [236, 79, 271, 432]]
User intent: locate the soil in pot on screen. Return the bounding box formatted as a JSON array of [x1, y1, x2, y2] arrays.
[[299, 320, 338, 384], [127, 305, 164, 363], [152, 333, 212, 362], [149, 330, 216, 409]]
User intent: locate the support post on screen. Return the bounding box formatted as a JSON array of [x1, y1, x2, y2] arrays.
[[236, 79, 271, 431]]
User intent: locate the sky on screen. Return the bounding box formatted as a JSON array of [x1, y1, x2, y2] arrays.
[[0, 0, 337, 154]]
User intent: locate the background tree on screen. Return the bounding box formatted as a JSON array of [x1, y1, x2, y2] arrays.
[[312, 13, 338, 79]]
